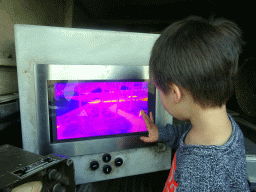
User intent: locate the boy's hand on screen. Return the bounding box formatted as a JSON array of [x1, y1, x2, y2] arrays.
[[140, 110, 159, 143]]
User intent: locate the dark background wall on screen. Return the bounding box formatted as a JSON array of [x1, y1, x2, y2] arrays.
[[72, 0, 254, 67], [72, 0, 256, 131]]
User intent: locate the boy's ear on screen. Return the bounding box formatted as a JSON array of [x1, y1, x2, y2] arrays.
[[171, 83, 182, 103], [174, 92, 180, 103]]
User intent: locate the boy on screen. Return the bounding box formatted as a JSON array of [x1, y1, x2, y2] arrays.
[[140, 15, 250, 191]]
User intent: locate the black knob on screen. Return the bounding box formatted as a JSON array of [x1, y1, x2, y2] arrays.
[[48, 169, 62, 180], [53, 183, 66, 192], [103, 165, 112, 174], [115, 158, 123, 167], [90, 161, 99, 170], [102, 153, 111, 163]]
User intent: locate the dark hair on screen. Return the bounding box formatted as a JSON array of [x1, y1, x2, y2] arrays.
[[149, 15, 247, 109]]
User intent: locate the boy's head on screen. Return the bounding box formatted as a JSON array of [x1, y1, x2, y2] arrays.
[[149, 15, 246, 120]]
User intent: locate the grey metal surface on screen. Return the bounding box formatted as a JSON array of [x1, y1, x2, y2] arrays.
[[0, 93, 19, 104], [70, 143, 171, 184], [14, 24, 163, 155], [14, 24, 172, 185], [34, 64, 154, 156]]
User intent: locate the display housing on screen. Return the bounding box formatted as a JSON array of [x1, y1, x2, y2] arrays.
[[35, 64, 156, 156], [15, 24, 173, 185]]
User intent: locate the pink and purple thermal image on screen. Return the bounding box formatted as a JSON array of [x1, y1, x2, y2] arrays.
[[54, 81, 148, 140]]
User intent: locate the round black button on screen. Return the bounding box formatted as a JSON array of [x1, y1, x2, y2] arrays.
[[103, 165, 112, 174], [115, 158, 123, 167], [53, 183, 66, 192], [102, 153, 111, 163], [90, 161, 99, 170]]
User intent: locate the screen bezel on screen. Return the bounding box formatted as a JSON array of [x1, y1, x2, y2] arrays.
[[34, 64, 158, 156], [48, 79, 155, 143]]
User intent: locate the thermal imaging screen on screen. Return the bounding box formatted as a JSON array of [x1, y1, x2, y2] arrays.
[[48, 80, 148, 141]]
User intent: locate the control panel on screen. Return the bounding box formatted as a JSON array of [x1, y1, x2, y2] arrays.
[[70, 143, 172, 185], [90, 153, 123, 174]]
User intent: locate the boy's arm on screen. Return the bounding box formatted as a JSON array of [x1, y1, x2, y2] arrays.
[[157, 122, 191, 150]]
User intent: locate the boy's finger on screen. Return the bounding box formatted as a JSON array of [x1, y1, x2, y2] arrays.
[[140, 136, 152, 143], [142, 112, 151, 129], [150, 112, 154, 122], [141, 110, 150, 121], [141, 110, 154, 128]]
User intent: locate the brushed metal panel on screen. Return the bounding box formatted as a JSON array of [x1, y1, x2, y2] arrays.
[[34, 64, 156, 156]]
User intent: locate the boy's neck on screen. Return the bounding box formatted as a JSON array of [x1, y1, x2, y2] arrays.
[[188, 104, 232, 145]]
